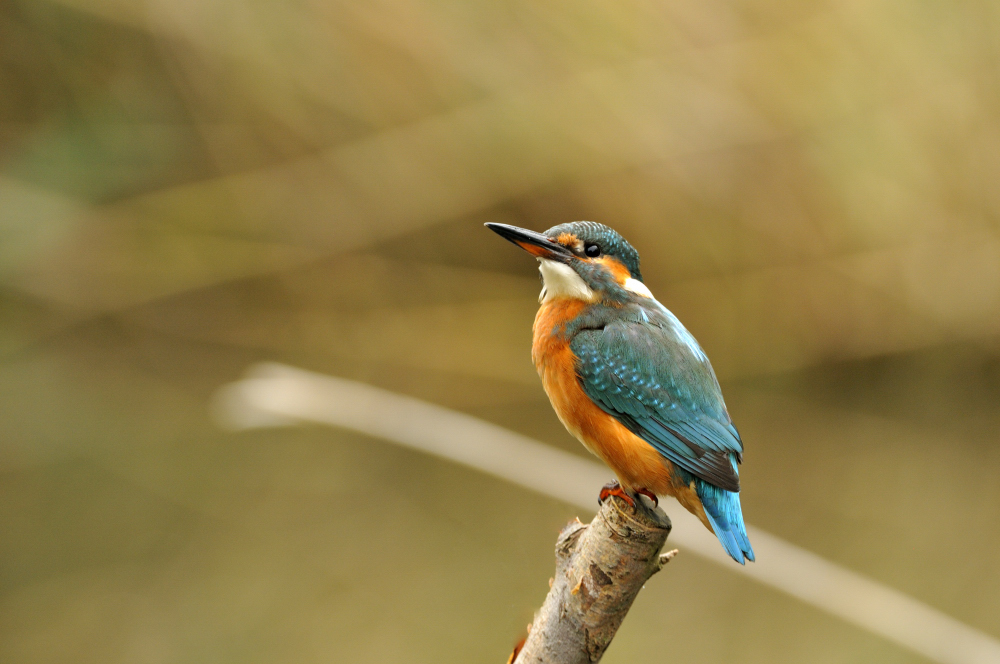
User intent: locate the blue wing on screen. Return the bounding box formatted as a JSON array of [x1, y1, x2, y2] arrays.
[[570, 309, 743, 492]]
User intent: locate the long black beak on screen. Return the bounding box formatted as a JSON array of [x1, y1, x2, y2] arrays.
[[484, 223, 573, 261]]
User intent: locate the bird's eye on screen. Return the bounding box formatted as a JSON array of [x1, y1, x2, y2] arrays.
[[584, 244, 601, 258]]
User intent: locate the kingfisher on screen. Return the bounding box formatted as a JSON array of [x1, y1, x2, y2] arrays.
[[486, 221, 754, 564]]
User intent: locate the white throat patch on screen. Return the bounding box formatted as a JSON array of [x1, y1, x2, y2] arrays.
[[537, 259, 596, 303]]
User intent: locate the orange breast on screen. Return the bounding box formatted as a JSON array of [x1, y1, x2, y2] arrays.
[[532, 300, 701, 514]]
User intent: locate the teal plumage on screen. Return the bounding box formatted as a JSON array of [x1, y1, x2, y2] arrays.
[[571, 307, 754, 563], [693, 466, 754, 563]]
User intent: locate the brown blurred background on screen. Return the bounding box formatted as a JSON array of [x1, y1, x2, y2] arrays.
[[2, 0, 999, 662]]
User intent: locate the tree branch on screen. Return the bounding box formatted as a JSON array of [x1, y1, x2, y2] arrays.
[[513, 495, 675, 663]]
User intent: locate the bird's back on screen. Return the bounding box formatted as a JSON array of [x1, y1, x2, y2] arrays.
[[534, 296, 755, 563]]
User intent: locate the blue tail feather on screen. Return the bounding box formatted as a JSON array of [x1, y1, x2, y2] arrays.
[[695, 478, 755, 564]]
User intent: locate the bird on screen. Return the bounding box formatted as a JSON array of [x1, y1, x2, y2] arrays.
[[486, 221, 754, 564]]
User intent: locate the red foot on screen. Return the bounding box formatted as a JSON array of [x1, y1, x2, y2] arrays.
[[598, 480, 636, 508], [636, 487, 658, 507]]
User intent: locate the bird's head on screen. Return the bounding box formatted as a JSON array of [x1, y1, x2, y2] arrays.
[[486, 221, 649, 304]]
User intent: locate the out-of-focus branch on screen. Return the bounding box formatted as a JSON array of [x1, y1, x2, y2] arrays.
[[513, 495, 675, 664]]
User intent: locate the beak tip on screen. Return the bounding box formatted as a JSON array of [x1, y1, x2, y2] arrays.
[[483, 222, 522, 242]]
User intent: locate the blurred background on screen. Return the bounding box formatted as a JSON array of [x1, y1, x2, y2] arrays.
[[2, 0, 1000, 662]]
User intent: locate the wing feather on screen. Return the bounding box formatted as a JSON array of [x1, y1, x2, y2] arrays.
[[571, 314, 743, 492]]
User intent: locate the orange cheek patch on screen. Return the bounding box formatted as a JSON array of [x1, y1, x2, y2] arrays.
[[594, 256, 631, 284]]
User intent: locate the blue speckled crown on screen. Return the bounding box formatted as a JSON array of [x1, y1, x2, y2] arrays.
[[544, 221, 643, 281]]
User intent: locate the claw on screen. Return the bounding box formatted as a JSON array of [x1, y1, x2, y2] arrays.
[[598, 480, 636, 508], [636, 487, 658, 506]]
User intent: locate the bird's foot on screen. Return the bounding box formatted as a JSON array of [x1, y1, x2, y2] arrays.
[[636, 487, 658, 507], [598, 480, 636, 508]]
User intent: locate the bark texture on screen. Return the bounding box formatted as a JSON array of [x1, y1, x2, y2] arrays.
[[514, 495, 675, 664]]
